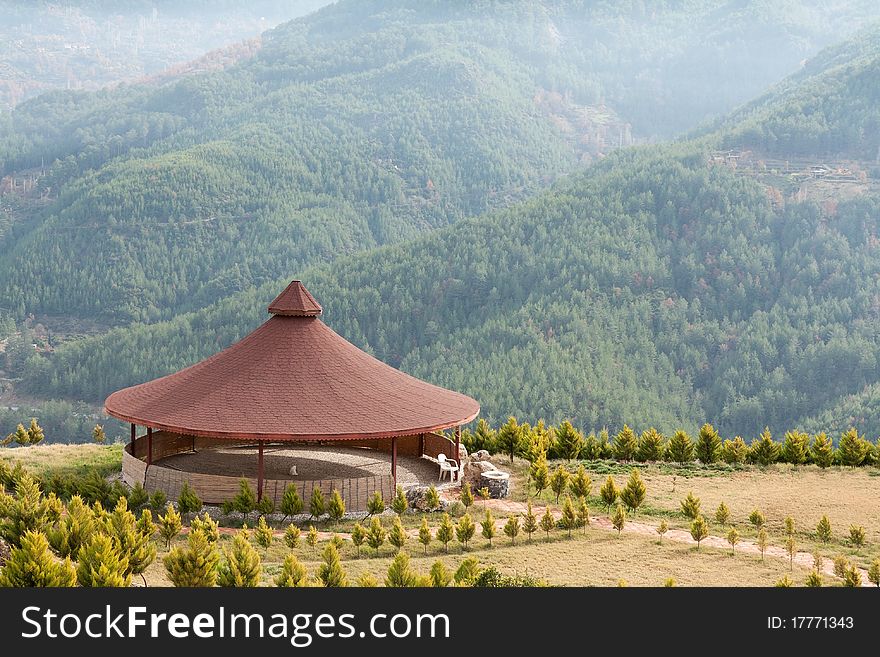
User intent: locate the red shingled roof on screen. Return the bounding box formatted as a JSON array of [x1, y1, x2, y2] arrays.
[[104, 282, 479, 440]]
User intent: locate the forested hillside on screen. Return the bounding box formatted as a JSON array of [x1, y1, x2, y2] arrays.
[[6, 2, 880, 443], [2, 0, 879, 324]]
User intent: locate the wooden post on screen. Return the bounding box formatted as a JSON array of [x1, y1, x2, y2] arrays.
[[418, 433, 425, 457], [257, 442, 265, 501], [130, 423, 136, 454], [391, 436, 397, 486], [454, 426, 461, 481], [147, 427, 153, 465]]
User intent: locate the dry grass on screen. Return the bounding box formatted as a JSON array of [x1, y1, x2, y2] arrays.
[[0, 443, 122, 479], [144, 524, 809, 587]]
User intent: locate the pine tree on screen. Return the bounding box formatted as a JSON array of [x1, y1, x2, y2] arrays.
[[391, 486, 410, 516], [785, 535, 796, 571], [810, 433, 834, 468], [781, 430, 809, 464], [385, 551, 418, 587], [92, 424, 106, 444], [424, 485, 441, 511], [0, 473, 59, 547], [255, 516, 273, 550], [555, 420, 583, 461], [218, 530, 262, 587], [784, 516, 795, 536], [613, 424, 638, 461], [599, 475, 619, 509], [76, 533, 130, 587], [190, 512, 219, 543], [177, 482, 202, 518], [577, 498, 590, 533], [842, 565, 862, 587], [458, 483, 473, 510], [833, 556, 850, 579], [496, 416, 523, 463], [749, 508, 766, 530], [690, 515, 709, 549], [548, 465, 569, 504], [680, 492, 701, 520], [327, 489, 345, 524], [280, 484, 303, 521], [721, 437, 749, 464], [714, 501, 730, 527], [366, 516, 386, 555], [481, 509, 496, 546], [456, 513, 475, 549], [749, 428, 780, 466], [105, 497, 155, 586], [137, 508, 156, 539], [233, 479, 256, 521], [306, 525, 319, 553], [316, 543, 348, 587], [868, 559, 880, 587], [454, 557, 480, 586], [663, 578, 676, 587], [0, 530, 77, 587], [849, 525, 866, 550], [657, 519, 668, 541], [8, 423, 29, 446], [503, 514, 520, 544], [275, 554, 308, 587], [388, 515, 407, 553], [530, 452, 550, 498], [284, 524, 301, 550], [611, 503, 627, 536], [309, 486, 326, 520], [418, 517, 432, 554], [357, 572, 379, 588], [471, 418, 497, 453], [367, 491, 384, 516], [637, 428, 665, 462], [756, 528, 768, 563], [838, 428, 870, 466], [150, 490, 167, 513], [727, 527, 739, 555], [695, 423, 721, 464], [436, 513, 455, 552], [775, 576, 793, 587], [429, 561, 452, 587], [568, 465, 592, 499], [666, 430, 694, 464], [26, 418, 44, 445], [523, 501, 538, 541], [805, 570, 823, 587], [540, 508, 555, 540], [620, 468, 646, 514], [257, 495, 275, 517], [49, 494, 95, 559], [163, 529, 220, 587], [158, 503, 182, 549], [128, 483, 149, 510]]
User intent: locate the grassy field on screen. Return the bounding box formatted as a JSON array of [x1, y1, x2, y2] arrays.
[[2, 445, 876, 585]]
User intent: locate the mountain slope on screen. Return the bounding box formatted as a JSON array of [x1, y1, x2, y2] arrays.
[[3, 0, 880, 323]]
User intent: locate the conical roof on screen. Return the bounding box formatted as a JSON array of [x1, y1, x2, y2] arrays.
[[104, 282, 479, 440]]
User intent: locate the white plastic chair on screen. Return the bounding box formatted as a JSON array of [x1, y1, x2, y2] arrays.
[[437, 453, 459, 482]]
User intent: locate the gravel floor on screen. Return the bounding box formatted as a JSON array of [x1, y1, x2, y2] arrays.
[[159, 444, 442, 485]]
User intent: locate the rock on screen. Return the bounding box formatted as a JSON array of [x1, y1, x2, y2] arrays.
[[462, 460, 497, 488], [458, 443, 468, 461], [471, 450, 491, 461]]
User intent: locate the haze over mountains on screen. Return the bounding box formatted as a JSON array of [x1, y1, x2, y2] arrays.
[[2, 1, 880, 442]]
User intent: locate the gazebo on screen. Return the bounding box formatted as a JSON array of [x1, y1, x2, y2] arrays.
[[104, 281, 479, 511]]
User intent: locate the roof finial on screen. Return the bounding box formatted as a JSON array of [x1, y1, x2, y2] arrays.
[[268, 280, 323, 316]]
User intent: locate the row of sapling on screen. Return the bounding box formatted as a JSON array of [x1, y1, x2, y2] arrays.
[[464, 416, 880, 468]]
